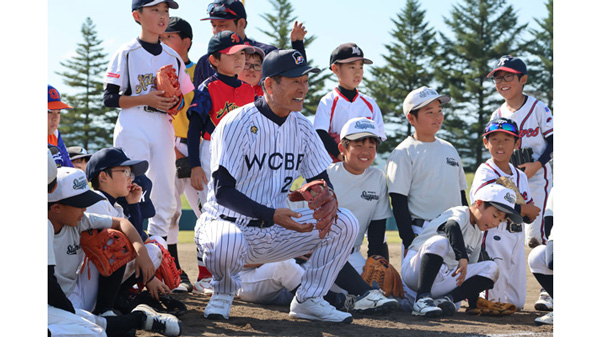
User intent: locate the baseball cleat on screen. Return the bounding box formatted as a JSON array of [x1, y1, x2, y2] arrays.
[[412, 296, 443, 317], [534, 291, 553, 311], [535, 311, 553, 325], [204, 292, 234, 320], [354, 289, 399, 314], [289, 296, 353, 323], [192, 277, 214, 296], [173, 271, 193, 293], [433, 296, 456, 316], [132, 304, 183, 336]]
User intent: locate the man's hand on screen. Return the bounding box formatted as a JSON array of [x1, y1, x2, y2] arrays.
[[452, 258, 468, 286], [191, 166, 208, 191], [273, 208, 314, 233]]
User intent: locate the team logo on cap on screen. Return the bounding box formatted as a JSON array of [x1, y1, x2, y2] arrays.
[[49, 88, 60, 99], [354, 120, 376, 130], [504, 192, 516, 204], [418, 88, 437, 98], [231, 33, 241, 43], [73, 176, 88, 190], [351, 46, 361, 55], [497, 56, 512, 66], [292, 51, 304, 65]]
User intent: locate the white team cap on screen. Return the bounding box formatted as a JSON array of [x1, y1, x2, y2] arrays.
[[48, 167, 105, 208], [340, 117, 383, 142], [48, 149, 57, 185], [403, 86, 451, 116], [473, 184, 523, 224]]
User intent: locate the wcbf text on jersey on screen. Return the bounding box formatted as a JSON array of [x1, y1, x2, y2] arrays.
[[245, 152, 305, 171]]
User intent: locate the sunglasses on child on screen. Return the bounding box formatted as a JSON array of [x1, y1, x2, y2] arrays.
[[485, 121, 518, 135], [207, 0, 238, 16]]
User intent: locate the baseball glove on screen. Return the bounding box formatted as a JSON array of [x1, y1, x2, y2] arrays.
[[288, 179, 338, 239], [175, 157, 191, 179], [146, 239, 181, 290], [155, 64, 183, 116], [510, 147, 534, 168], [81, 228, 137, 277], [361, 255, 405, 299], [466, 297, 517, 316], [495, 177, 526, 205]]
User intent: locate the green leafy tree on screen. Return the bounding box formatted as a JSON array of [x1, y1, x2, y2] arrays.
[[521, 0, 553, 110], [258, 0, 331, 116], [436, 0, 527, 170], [363, 0, 439, 155], [56, 17, 115, 151]]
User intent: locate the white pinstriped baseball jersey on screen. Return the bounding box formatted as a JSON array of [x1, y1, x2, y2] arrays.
[[490, 95, 553, 160], [313, 89, 386, 140], [201, 102, 332, 224]]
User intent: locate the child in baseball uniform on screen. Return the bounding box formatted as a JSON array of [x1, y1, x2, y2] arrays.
[[314, 43, 386, 162], [67, 146, 92, 172], [47, 152, 183, 337], [528, 188, 554, 325], [48, 167, 156, 315], [470, 118, 541, 309], [103, 0, 194, 245], [85, 147, 171, 300], [488, 55, 553, 249], [48, 85, 74, 168], [159, 16, 199, 292], [401, 184, 522, 317]]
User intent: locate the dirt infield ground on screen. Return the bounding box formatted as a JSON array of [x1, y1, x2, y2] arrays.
[[139, 242, 553, 337]]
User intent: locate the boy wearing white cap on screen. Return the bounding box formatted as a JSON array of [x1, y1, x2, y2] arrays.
[[401, 184, 522, 317]]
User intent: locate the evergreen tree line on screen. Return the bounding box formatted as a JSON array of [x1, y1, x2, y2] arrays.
[[56, 0, 552, 171]]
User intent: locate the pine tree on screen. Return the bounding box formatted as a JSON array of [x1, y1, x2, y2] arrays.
[[436, 0, 527, 170], [258, 0, 331, 116], [521, 0, 553, 110], [55, 17, 115, 151], [363, 0, 439, 155]]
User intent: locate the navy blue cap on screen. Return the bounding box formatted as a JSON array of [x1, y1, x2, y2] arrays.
[[487, 55, 527, 78], [207, 30, 255, 55], [261, 49, 321, 79], [329, 43, 373, 69], [165, 16, 193, 40], [86, 147, 149, 181], [201, 0, 246, 21], [132, 0, 178, 12]]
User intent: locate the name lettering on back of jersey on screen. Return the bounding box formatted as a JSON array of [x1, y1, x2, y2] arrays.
[[135, 73, 155, 94], [245, 152, 305, 171], [519, 127, 539, 138], [446, 157, 459, 167], [217, 101, 239, 120], [360, 191, 379, 201]]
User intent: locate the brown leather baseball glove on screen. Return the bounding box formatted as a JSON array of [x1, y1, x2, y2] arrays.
[[466, 297, 517, 316], [288, 179, 338, 239], [80, 228, 137, 277], [156, 64, 183, 116], [361, 255, 405, 299], [145, 239, 181, 290]]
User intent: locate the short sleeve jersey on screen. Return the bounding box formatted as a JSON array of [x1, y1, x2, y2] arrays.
[[201, 99, 332, 226], [86, 191, 125, 218], [328, 162, 393, 251], [408, 206, 482, 269], [52, 213, 113, 296], [490, 95, 553, 160], [313, 89, 386, 140], [386, 136, 467, 221]]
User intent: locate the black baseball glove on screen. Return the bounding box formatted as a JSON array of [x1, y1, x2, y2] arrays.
[[510, 147, 534, 168], [175, 157, 191, 179]]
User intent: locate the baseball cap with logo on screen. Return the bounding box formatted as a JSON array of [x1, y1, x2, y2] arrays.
[[473, 184, 523, 224], [201, 0, 246, 21], [165, 16, 193, 40], [86, 147, 149, 182], [329, 43, 373, 69], [207, 30, 256, 55], [48, 85, 73, 110], [487, 55, 527, 78], [49, 167, 105, 208], [48, 149, 58, 185], [402, 86, 451, 116], [483, 117, 520, 138], [68, 146, 93, 161], [340, 117, 383, 143], [132, 0, 178, 11], [262, 49, 321, 79]]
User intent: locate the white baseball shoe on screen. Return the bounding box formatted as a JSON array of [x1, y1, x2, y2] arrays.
[[204, 292, 234, 320], [433, 296, 456, 316], [353, 289, 399, 314], [173, 271, 193, 293], [535, 311, 553, 325], [132, 304, 182, 336], [412, 296, 443, 317], [192, 277, 214, 296], [289, 296, 353, 323], [534, 290, 553, 311]]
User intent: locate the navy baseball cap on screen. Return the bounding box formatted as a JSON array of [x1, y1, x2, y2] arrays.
[[483, 117, 520, 138], [201, 0, 246, 21], [261, 49, 321, 79], [329, 43, 373, 69], [165, 16, 193, 40], [86, 147, 149, 181], [132, 0, 178, 12], [48, 85, 73, 110], [487, 55, 527, 78], [207, 30, 256, 55]]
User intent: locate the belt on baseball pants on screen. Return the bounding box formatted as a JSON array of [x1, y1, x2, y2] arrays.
[[219, 214, 274, 228], [144, 105, 167, 114], [412, 218, 426, 227]]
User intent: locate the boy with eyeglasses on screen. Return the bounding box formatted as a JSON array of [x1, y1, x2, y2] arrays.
[[469, 118, 540, 309], [488, 55, 553, 252]]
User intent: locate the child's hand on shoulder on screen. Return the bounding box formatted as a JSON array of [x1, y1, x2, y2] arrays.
[[290, 21, 307, 42]]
